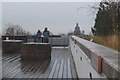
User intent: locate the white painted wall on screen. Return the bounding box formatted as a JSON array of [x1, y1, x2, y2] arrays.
[[70, 39, 104, 79]]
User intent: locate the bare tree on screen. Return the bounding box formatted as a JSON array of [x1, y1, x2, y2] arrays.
[[3, 24, 31, 36]]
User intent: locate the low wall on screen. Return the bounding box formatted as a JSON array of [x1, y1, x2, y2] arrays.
[[70, 36, 119, 79], [2, 36, 69, 46], [70, 38, 102, 78], [20, 42, 51, 60], [2, 40, 23, 54], [49, 36, 69, 46]]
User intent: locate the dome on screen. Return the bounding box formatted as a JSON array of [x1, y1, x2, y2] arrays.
[[74, 23, 81, 35]]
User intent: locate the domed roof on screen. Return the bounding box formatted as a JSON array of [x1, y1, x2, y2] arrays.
[[74, 23, 81, 35]]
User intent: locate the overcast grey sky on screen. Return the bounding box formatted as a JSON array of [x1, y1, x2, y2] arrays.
[[2, 2, 99, 35]]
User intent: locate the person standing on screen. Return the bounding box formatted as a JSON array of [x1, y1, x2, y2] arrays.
[[36, 30, 42, 43], [43, 28, 49, 43]]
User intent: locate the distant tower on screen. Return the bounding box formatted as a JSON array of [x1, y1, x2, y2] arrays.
[[74, 23, 81, 35]]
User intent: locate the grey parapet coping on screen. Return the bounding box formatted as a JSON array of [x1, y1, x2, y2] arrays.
[[2, 40, 23, 42], [72, 36, 119, 78], [23, 42, 51, 45]]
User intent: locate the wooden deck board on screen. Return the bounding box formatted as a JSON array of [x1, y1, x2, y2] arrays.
[[58, 59, 64, 78], [2, 47, 78, 79], [41, 56, 56, 79], [62, 49, 68, 78], [52, 58, 60, 78]]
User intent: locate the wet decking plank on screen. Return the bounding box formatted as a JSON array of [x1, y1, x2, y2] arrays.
[[3, 63, 21, 78], [3, 61, 20, 73], [37, 60, 50, 78], [63, 49, 68, 78], [16, 63, 35, 78], [2, 57, 20, 68], [3, 54, 19, 61], [2, 47, 78, 79], [10, 62, 31, 78], [31, 61, 48, 79], [58, 59, 64, 78], [39, 57, 55, 79], [52, 58, 60, 78], [7, 62, 27, 79], [48, 59, 58, 78], [67, 58, 72, 78], [23, 63, 39, 78]]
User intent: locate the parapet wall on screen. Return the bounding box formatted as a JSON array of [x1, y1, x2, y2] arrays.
[[49, 36, 69, 46], [2, 35, 69, 46], [70, 36, 119, 79]]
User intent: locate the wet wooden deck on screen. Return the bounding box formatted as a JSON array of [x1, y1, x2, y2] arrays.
[[2, 47, 78, 79]]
